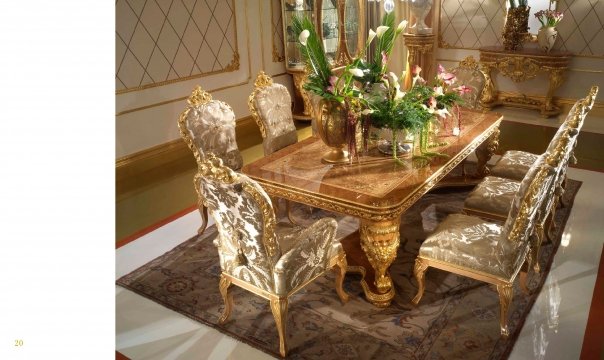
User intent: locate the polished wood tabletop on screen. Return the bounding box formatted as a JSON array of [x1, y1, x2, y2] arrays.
[[243, 109, 502, 219], [242, 108, 503, 307]]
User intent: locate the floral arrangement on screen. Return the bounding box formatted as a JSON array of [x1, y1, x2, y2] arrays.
[[291, 6, 466, 164], [367, 64, 468, 161], [291, 12, 406, 161], [535, 9, 564, 28]]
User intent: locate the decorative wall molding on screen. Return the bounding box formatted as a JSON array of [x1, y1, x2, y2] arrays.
[[555, 0, 604, 58], [438, 0, 604, 58], [116, 0, 240, 94], [438, 0, 505, 50], [116, 116, 261, 196], [271, 0, 285, 63]]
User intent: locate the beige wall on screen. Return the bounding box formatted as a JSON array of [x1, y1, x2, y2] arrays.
[[434, 0, 604, 101], [116, 0, 292, 159]]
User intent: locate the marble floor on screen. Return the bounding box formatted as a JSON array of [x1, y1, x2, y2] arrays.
[[116, 163, 604, 360]]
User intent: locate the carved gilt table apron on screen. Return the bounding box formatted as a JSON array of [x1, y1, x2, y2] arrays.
[[242, 109, 502, 307], [479, 46, 571, 118]]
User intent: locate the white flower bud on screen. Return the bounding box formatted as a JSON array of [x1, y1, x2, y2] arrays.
[[376, 26, 390, 38], [299, 29, 310, 46], [349, 68, 364, 77]]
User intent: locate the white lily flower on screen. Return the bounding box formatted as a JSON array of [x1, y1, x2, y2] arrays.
[[435, 107, 451, 118], [367, 29, 377, 45], [299, 29, 310, 46], [421, 104, 435, 114], [434, 86, 444, 96], [349, 68, 364, 77], [395, 89, 406, 100], [376, 26, 390, 38], [361, 109, 374, 115], [396, 20, 408, 33]]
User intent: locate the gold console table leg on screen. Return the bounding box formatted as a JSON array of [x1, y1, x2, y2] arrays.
[[543, 68, 564, 117]]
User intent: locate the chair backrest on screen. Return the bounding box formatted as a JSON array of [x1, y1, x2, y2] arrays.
[[544, 86, 598, 214], [248, 71, 298, 156], [449, 56, 486, 109], [178, 86, 243, 170], [499, 154, 555, 253], [197, 153, 280, 293]]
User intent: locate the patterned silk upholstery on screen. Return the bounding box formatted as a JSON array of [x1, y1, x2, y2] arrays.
[[490, 150, 539, 181], [249, 71, 298, 156], [180, 86, 243, 171], [449, 56, 486, 109], [178, 85, 244, 235], [463, 176, 520, 220], [414, 153, 555, 337], [197, 153, 348, 357], [490, 86, 598, 181], [465, 87, 599, 225]]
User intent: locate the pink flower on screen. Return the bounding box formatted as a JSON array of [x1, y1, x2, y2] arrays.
[[326, 76, 338, 94], [427, 97, 437, 109], [454, 85, 472, 95], [437, 64, 446, 74], [381, 51, 388, 65], [438, 72, 456, 85]]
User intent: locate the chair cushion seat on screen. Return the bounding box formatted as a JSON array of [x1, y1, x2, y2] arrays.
[[490, 150, 539, 181], [419, 214, 515, 280], [464, 176, 520, 218]]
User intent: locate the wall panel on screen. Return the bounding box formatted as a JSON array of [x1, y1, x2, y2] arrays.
[[116, 0, 291, 159]]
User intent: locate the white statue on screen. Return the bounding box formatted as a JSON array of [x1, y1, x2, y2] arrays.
[[403, 0, 433, 34]]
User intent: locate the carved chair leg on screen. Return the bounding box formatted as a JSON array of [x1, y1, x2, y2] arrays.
[[197, 204, 209, 235], [517, 246, 531, 295], [496, 283, 513, 337], [559, 176, 569, 207], [334, 255, 349, 304], [286, 200, 304, 227], [533, 224, 545, 273], [412, 258, 429, 305], [544, 211, 555, 243], [218, 274, 233, 324], [270, 297, 289, 357]]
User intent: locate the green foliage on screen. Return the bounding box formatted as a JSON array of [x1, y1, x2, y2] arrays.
[[373, 12, 396, 69], [291, 16, 333, 98], [370, 96, 431, 132]]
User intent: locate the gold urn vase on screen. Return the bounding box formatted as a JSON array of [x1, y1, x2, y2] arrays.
[[312, 98, 351, 164]]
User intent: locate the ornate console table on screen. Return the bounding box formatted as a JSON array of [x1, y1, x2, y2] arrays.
[[479, 46, 572, 117]]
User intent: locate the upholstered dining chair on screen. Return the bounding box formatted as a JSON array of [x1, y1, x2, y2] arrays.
[[178, 85, 244, 235], [447, 56, 487, 175], [248, 71, 298, 156], [196, 153, 348, 357], [462, 91, 596, 270], [463, 94, 593, 221], [413, 153, 556, 337], [449, 55, 486, 109], [489, 86, 598, 182]]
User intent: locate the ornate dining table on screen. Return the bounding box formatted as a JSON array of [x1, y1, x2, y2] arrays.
[[242, 108, 502, 307]]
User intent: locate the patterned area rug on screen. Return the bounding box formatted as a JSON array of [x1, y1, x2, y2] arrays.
[[117, 179, 581, 359]]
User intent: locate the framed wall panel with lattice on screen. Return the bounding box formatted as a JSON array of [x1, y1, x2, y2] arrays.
[[271, 0, 285, 62], [116, 0, 240, 93], [438, 0, 505, 49]]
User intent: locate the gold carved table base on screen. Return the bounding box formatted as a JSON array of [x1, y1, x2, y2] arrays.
[[341, 218, 402, 307]]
